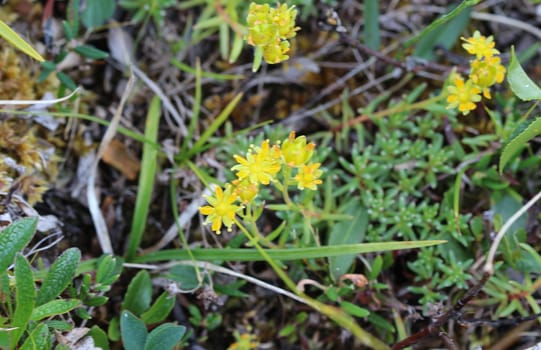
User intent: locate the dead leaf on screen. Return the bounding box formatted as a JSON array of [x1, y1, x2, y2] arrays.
[[101, 139, 140, 180]]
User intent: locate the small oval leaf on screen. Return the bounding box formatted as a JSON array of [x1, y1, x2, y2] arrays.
[[120, 311, 147, 350], [507, 47, 541, 101], [31, 299, 81, 321], [73, 44, 109, 59], [36, 248, 81, 306], [0, 217, 37, 272], [141, 292, 175, 324], [499, 117, 541, 172], [122, 270, 152, 316], [144, 323, 185, 350]]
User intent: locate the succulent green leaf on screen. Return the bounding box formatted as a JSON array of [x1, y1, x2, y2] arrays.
[[120, 311, 147, 350], [144, 323, 186, 350], [36, 248, 81, 306], [141, 292, 175, 324], [0, 217, 37, 272], [507, 47, 541, 101], [11, 254, 35, 349], [499, 117, 541, 172], [122, 270, 152, 316]]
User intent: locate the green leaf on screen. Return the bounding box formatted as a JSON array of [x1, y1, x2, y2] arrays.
[[122, 270, 152, 316], [135, 240, 448, 263], [0, 20, 44, 61], [19, 323, 48, 350], [507, 47, 541, 101], [499, 117, 541, 172], [141, 292, 175, 324], [144, 323, 185, 350], [89, 325, 110, 350], [328, 200, 368, 281], [73, 44, 109, 59], [81, 0, 115, 28], [36, 248, 81, 306], [31, 299, 81, 321], [120, 311, 147, 350], [340, 301, 370, 318], [0, 217, 37, 272], [56, 71, 77, 90], [166, 265, 200, 290], [363, 0, 380, 50], [126, 96, 161, 261], [96, 255, 123, 288], [11, 254, 35, 349], [108, 316, 120, 342], [413, 6, 471, 60]]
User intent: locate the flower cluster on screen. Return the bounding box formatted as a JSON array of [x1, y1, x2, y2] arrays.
[[199, 132, 322, 234], [447, 31, 506, 115], [246, 2, 299, 64]]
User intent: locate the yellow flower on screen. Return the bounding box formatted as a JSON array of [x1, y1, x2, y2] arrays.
[[281, 131, 315, 167], [227, 333, 259, 350], [294, 163, 323, 190], [469, 56, 506, 99], [232, 140, 281, 185], [262, 40, 290, 64], [273, 3, 299, 39], [199, 185, 242, 234], [232, 178, 259, 204], [446, 75, 482, 115], [461, 31, 499, 59], [245, 2, 299, 64]]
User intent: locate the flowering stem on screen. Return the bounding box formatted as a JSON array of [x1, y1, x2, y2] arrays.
[[280, 166, 294, 207]]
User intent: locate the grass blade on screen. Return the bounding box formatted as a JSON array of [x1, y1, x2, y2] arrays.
[[125, 95, 161, 260]]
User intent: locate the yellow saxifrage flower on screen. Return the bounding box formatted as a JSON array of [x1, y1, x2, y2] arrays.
[[294, 163, 323, 190], [246, 2, 299, 64], [281, 131, 315, 167], [232, 140, 281, 185], [461, 30, 499, 59], [232, 178, 259, 204], [447, 75, 482, 115], [199, 185, 242, 234], [469, 56, 506, 99]]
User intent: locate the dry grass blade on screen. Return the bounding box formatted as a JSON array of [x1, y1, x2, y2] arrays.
[[86, 71, 136, 254]]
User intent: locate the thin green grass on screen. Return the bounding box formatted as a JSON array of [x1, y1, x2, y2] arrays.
[[125, 96, 161, 261]]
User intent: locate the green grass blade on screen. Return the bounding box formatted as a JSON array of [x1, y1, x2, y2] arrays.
[[0, 20, 44, 61], [134, 240, 447, 263], [404, 0, 479, 48], [126, 96, 161, 261], [186, 92, 243, 159], [171, 59, 243, 80], [363, 0, 380, 50]]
